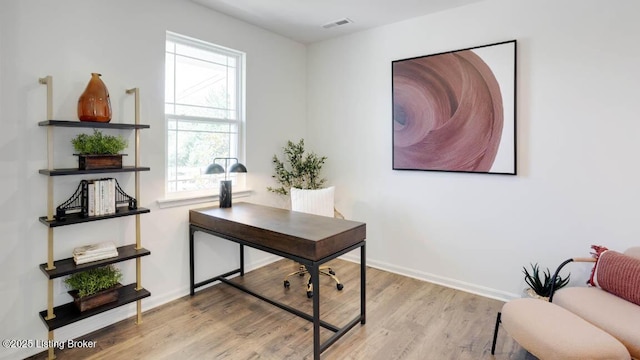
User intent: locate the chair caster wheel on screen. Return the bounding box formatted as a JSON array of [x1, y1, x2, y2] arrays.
[[307, 291, 313, 298], [337, 283, 344, 291], [329, 269, 336, 275], [284, 280, 290, 288]]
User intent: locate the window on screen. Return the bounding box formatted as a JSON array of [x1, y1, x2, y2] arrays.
[[165, 32, 245, 195]]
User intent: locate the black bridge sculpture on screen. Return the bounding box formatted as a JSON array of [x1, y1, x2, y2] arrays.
[[55, 178, 138, 221]]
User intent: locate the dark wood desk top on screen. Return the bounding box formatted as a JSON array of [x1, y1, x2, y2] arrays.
[[189, 202, 366, 261]]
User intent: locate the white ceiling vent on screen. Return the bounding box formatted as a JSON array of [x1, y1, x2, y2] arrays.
[[322, 18, 354, 29]]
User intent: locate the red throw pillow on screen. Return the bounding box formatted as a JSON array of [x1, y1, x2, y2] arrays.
[[593, 250, 640, 306]]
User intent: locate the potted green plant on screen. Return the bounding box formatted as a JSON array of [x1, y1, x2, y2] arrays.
[[267, 139, 327, 195], [71, 129, 128, 170], [64, 265, 123, 312], [523, 263, 570, 300]]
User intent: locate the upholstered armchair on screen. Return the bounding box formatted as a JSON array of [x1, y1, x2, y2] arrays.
[[491, 246, 640, 359]]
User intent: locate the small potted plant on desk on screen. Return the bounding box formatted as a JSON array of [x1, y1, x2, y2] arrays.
[[523, 263, 570, 301], [71, 129, 128, 170], [64, 265, 123, 312]]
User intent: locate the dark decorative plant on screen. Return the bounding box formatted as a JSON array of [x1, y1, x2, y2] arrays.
[[71, 129, 127, 155], [523, 263, 570, 298], [267, 139, 327, 195], [64, 265, 122, 298]]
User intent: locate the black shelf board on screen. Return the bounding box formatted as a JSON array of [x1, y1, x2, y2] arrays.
[[39, 245, 151, 279], [39, 120, 150, 129], [39, 283, 150, 331], [39, 207, 150, 227], [39, 166, 150, 176]]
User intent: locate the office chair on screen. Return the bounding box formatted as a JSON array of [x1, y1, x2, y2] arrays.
[[283, 186, 344, 298]]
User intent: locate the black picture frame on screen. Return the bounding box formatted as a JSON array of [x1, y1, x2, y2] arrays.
[[392, 40, 517, 175]]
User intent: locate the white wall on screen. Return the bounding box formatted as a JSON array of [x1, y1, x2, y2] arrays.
[[307, 0, 640, 299], [0, 1, 306, 359]]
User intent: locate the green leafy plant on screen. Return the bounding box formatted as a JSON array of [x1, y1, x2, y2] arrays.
[[64, 265, 123, 298], [267, 139, 327, 195], [71, 129, 128, 155], [523, 263, 570, 298]]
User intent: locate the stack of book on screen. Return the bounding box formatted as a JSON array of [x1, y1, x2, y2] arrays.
[[73, 241, 118, 265], [87, 179, 117, 216]]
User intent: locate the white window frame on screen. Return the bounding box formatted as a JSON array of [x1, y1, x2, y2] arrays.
[[160, 32, 247, 207]]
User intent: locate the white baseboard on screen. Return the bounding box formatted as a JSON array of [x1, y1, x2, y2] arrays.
[[340, 254, 520, 302]]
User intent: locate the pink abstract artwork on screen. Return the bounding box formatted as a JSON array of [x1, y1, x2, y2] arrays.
[[392, 40, 516, 175]]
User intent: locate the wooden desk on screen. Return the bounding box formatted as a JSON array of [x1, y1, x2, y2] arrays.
[[189, 202, 366, 360]]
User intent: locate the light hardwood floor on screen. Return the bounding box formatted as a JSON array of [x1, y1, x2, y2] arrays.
[[27, 259, 534, 360]]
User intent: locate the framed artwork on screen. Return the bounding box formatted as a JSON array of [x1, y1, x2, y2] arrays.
[[392, 40, 516, 175]]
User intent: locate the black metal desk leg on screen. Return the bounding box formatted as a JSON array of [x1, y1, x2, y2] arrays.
[[361, 243, 366, 324], [189, 226, 195, 296], [312, 263, 321, 360], [240, 244, 245, 276]]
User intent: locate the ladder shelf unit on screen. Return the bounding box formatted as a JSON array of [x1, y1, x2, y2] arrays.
[[37, 76, 150, 360]]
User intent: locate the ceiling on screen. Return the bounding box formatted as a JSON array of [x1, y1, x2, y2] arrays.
[[192, 0, 486, 44]]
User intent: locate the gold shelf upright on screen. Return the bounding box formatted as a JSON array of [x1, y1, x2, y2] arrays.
[[38, 75, 57, 360], [126, 87, 143, 325]]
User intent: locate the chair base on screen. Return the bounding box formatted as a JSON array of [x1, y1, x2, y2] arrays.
[[284, 264, 343, 298]]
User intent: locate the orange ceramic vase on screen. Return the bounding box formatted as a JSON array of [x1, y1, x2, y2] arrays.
[[78, 73, 112, 122]]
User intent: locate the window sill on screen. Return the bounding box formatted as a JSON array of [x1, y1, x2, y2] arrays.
[[156, 189, 253, 209]]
